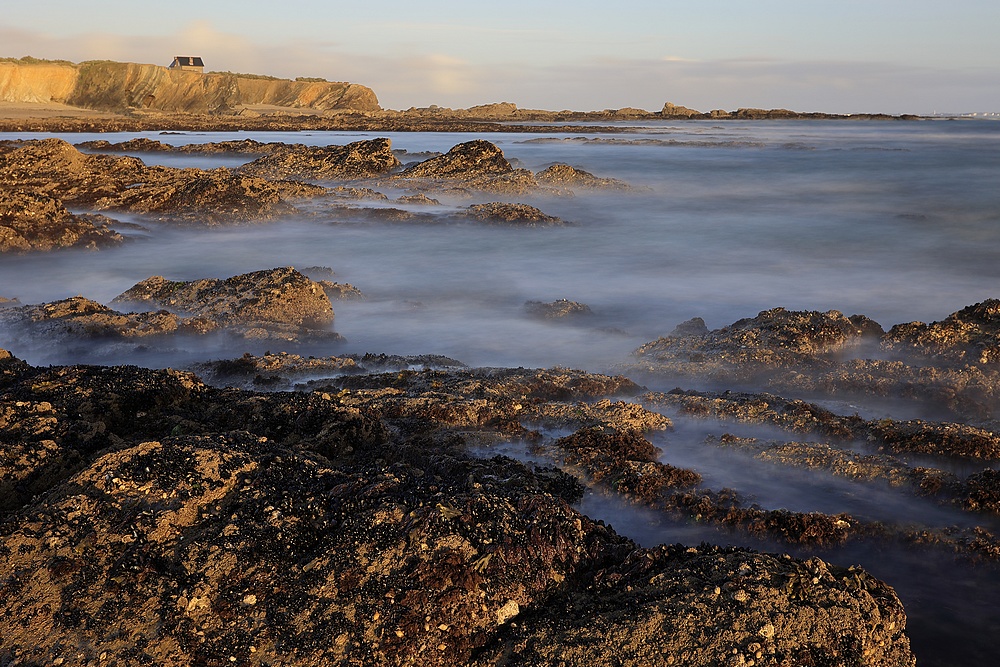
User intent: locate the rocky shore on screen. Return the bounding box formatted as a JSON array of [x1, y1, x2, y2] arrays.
[[4, 114, 998, 666]]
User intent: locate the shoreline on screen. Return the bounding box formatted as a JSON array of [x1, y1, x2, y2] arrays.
[[0, 101, 926, 134]]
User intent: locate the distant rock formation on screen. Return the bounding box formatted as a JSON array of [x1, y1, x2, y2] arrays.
[[0, 57, 380, 113]]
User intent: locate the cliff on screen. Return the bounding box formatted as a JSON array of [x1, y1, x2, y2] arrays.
[[0, 58, 380, 113]]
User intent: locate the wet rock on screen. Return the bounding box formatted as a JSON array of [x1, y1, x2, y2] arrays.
[[535, 163, 631, 190], [472, 547, 914, 667], [400, 140, 514, 179], [0, 295, 188, 340], [466, 202, 564, 226], [0, 354, 915, 667], [0, 138, 323, 223], [963, 469, 1000, 512], [113, 267, 337, 335], [0, 138, 147, 205], [883, 299, 1000, 365], [0, 189, 123, 252], [645, 388, 1000, 459], [92, 168, 317, 223], [396, 193, 441, 205], [392, 140, 540, 195], [634, 308, 885, 377], [525, 298, 593, 319], [670, 316, 709, 337], [317, 280, 365, 300], [238, 138, 401, 180], [555, 427, 701, 501]]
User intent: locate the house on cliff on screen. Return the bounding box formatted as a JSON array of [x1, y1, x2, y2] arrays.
[[169, 56, 204, 73]]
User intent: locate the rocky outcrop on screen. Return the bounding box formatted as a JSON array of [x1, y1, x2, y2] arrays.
[[399, 140, 514, 179], [883, 299, 1000, 365], [535, 163, 631, 190], [238, 138, 401, 180], [633, 308, 885, 378], [0, 58, 381, 113], [661, 101, 703, 118], [0, 189, 123, 252], [392, 140, 540, 195], [465, 202, 564, 226], [113, 267, 336, 333], [0, 138, 324, 223]]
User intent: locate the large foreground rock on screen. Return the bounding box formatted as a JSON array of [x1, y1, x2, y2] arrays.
[[0, 353, 915, 667]]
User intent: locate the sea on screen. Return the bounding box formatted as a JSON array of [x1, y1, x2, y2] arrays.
[[2, 118, 999, 664]]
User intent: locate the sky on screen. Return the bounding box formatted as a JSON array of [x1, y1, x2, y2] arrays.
[[2, 0, 998, 114]]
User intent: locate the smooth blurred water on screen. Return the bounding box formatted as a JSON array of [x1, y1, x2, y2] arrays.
[[3, 119, 1000, 665], [3, 119, 1000, 372]]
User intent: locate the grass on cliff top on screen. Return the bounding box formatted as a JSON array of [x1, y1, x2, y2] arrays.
[[1, 56, 75, 66]]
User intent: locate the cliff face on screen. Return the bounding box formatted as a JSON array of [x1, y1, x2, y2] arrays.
[[0, 61, 78, 104], [0, 59, 380, 113]]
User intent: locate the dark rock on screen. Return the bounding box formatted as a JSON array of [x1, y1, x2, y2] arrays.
[[632, 308, 885, 384], [0, 356, 915, 667]]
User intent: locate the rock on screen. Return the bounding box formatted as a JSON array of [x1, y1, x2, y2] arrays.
[[883, 299, 1000, 365], [633, 308, 885, 379], [0, 138, 147, 206], [0, 356, 915, 667], [0, 138, 322, 223], [661, 101, 704, 118], [535, 163, 631, 189], [399, 140, 515, 179], [238, 138, 401, 180], [0, 189, 123, 252], [525, 299, 593, 319], [0, 295, 187, 339], [466, 202, 564, 226], [113, 267, 335, 332], [669, 317, 709, 337], [92, 168, 312, 223]]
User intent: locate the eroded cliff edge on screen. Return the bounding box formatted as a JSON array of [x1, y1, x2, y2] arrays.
[[0, 58, 380, 113]]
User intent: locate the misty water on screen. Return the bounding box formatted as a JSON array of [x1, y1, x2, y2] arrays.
[[3, 119, 1000, 664]]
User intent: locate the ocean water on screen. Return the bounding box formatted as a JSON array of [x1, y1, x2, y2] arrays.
[[3, 119, 1000, 664]]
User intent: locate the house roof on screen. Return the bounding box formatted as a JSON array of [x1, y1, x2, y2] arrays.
[[171, 56, 204, 67]]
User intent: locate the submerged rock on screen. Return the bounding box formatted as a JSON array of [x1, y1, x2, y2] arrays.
[[525, 298, 593, 318]]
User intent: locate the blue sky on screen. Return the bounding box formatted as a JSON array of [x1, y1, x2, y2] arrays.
[[2, 0, 998, 113]]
